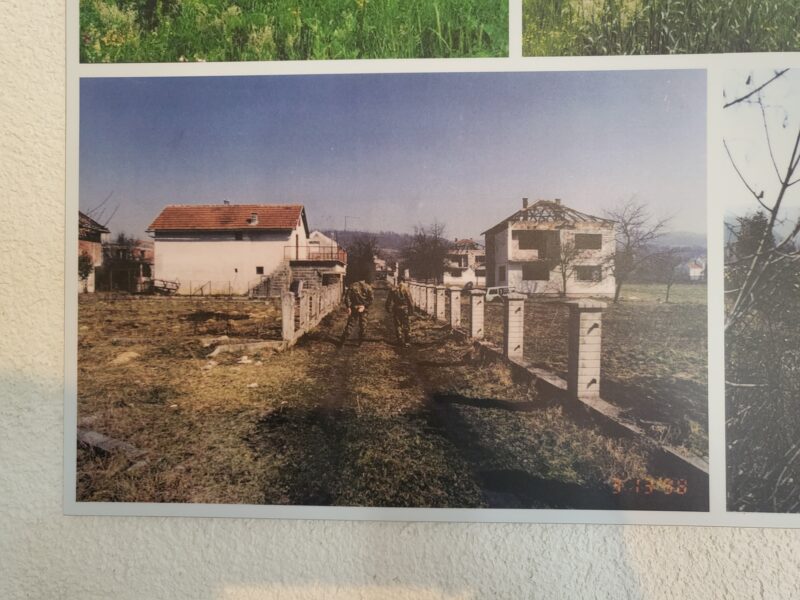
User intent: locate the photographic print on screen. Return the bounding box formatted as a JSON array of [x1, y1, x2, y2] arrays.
[[79, 0, 508, 62], [723, 68, 800, 514], [73, 70, 709, 515], [522, 0, 800, 57]]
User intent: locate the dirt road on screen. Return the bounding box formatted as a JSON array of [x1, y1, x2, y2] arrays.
[[252, 287, 708, 510]]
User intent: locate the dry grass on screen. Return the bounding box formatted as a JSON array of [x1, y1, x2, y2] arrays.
[[479, 283, 708, 458], [77, 288, 703, 509]]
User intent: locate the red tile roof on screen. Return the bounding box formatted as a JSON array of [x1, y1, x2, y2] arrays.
[[147, 204, 306, 232]]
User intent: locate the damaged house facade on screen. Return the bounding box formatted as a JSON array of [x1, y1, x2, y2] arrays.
[[147, 203, 346, 296], [78, 211, 110, 293], [484, 198, 616, 297]]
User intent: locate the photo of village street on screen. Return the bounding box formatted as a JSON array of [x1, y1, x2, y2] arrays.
[[76, 71, 709, 511]]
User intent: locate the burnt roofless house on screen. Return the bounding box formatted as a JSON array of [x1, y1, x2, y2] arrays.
[[78, 211, 110, 293], [147, 203, 346, 296], [483, 198, 616, 297]]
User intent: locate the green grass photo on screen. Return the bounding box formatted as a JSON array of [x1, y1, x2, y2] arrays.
[[80, 0, 508, 62], [523, 0, 800, 56]]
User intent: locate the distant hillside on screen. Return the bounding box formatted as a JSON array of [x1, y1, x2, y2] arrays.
[[655, 231, 707, 249], [321, 229, 414, 254]]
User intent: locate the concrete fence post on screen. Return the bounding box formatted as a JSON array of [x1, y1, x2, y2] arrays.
[[426, 285, 435, 317], [449, 288, 461, 329], [281, 291, 295, 341], [469, 289, 486, 339], [435, 286, 446, 322], [566, 300, 606, 400], [298, 293, 309, 332], [504, 293, 526, 361]]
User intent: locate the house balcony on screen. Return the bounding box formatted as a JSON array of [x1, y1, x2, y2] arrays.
[[284, 245, 347, 264]]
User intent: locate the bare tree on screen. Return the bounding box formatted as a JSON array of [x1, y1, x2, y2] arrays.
[[649, 249, 684, 303], [402, 221, 449, 283], [724, 69, 800, 512], [78, 251, 94, 293], [604, 199, 671, 303], [345, 233, 379, 285], [547, 237, 585, 297], [724, 70, 800, 330]]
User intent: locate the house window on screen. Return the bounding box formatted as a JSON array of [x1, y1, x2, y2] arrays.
[[256, 266, 264, 275], [574, 233, 603, 250], [522, 262, 550, 281], [576, 266, 603, 282], [234, 232, 243, 241], [513, 230, 557, 258], [498, 266, 506, 282]]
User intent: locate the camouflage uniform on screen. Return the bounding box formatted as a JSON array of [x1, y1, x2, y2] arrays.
[[339, 280, 374, 345], [385, 282, 413, 346]]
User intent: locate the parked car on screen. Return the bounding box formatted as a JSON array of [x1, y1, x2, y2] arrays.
[[485, 286, 512, 302]]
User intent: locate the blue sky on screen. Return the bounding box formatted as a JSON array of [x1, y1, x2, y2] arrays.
[[80, 70, 707, 240]]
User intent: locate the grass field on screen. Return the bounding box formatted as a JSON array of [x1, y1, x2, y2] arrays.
[[76, 291, 706, 508], [523, 0, 800, 56], [80, 0, 508, 62], [481, 283, 708, 458], [727, 308, 800, 513]]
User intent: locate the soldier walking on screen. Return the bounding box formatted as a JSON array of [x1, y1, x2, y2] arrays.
[[338, 279, 374, 347], [385, 277, 413, 347]]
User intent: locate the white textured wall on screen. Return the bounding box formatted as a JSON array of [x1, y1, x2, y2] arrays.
[[154, 230, 296, 294], [3, 2, 800, 598]]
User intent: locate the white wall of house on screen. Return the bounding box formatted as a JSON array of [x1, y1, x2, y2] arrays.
[[443, 267, 485, 288], [153, 225, 306, 295], [490, 227, 510, 286]]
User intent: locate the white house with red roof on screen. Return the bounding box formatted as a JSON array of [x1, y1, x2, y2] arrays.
[[147, 202, 345, 296], [483, 198, 616, 297]]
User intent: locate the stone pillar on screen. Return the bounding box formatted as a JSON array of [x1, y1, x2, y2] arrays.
[[426, 285, 435, 317], [281, 291, 295, 341], [435, 286, 446, 322], [469, 289, 486, 339], [449, 288, 461, 329], [566, 300, 606, 400], [298, 293, 309, 331], [503, 293, 526, 361]]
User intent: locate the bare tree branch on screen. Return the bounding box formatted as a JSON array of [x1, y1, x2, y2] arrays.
[[723, 69, 789, 109]]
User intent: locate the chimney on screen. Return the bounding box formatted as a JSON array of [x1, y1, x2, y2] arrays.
[[522, 197, 529, 209], [223, 200, 230, 205], [554, 198, 561, 205]]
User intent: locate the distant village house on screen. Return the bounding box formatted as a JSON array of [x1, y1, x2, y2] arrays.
[[444, 238, 486, 288], [147, 202, 345, 296], [483, 198, 616, 297]]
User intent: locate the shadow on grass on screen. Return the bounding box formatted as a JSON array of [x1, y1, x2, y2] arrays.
[[426, 390, 708, 511]]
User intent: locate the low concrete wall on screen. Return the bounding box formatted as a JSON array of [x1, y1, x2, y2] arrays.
[[281, 284, 341, 345], [407, 280, 708, 479]]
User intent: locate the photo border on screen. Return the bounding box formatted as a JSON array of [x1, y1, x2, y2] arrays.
[[65, 0, 800, 526]]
